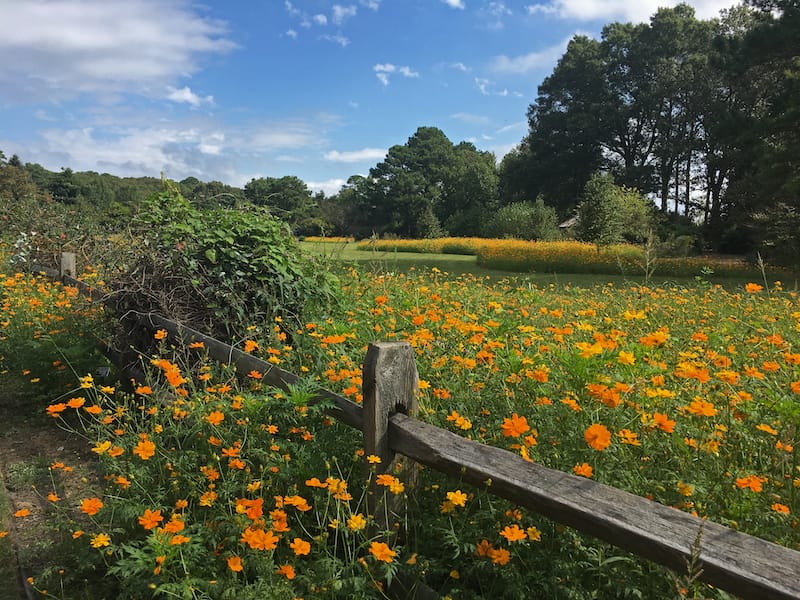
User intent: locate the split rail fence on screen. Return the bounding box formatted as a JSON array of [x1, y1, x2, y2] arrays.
[[39, 253, 800, 599]]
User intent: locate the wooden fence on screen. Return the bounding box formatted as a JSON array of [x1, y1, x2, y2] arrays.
[[41, 255, 800, 599]]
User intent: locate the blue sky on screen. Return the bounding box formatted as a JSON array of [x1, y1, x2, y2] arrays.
[[0, 0, 737, 196]]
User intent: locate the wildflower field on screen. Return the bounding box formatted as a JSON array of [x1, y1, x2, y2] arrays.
[[352, 237, 768, 279], [1, 258, 799, 599]]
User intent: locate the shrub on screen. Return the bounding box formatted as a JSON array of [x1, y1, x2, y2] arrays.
[[109, 183, 340, 342], [483, 198, 559, 241]]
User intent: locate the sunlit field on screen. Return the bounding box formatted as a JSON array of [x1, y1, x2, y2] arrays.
[[2, 261, 799, 598]]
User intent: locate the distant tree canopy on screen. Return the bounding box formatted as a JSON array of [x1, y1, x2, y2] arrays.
[[512, 1, 800, 264]]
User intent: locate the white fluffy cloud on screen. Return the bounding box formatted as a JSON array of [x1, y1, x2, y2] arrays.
[[332, 4, 358, 25], [442, 0, 466, 8], [166, 86, 214, 107], [490, 36, 572, 74], [0, 0, 236, 103], [525, 0, 736, 23], [374, 63, 420, 86], [450, 112, 490, 125], [324, 148, 387, 162], [307, 178, 348, 196]]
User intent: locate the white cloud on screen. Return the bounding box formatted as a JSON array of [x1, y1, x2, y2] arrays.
[[480, 1, 512, 29], [332, 4, 358, 25], [307, 178, 348, 196], [525, 0, 735, 23], [166, 86, 214, 107], [442, 0, 466, 8], [490, 37, 571, 74], [286, 29, 298, 38], [324, 148, 387, 162], [374, 63, 419, 85], [360, 0, 381, 9], [322, 34, 351, 47], [0, 0, 236, 103], [312, 13, 328, 25], [496, 120, 527, 134], [450, 62, 470, 72], [475, 77, 491, 95], [450, 112, 491, 125]]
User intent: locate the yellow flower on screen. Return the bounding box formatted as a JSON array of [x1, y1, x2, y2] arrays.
[[446, 490, 468, 507], [347, 513, 367, 531], [90, 533, 111, 548]]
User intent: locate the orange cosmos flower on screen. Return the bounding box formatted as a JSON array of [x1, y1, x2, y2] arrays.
[[138, 509, 164, 530], [584, 423, 611, 451], [206, 411, 225, 426], [369, 541, 396, 563], [243, 340, 259, 353], [499, 524, 527, 542], [744, 283, 763, 293], [133, 438, 156, 460], [653, 412, 675, 433], [771, 503, 790, 514], [290, 537, 311, 556], [573, 463, 593, 478], [500, 413, 530, 438], [276, 564, 296, 579], [227, 556, 243, 572], [80, 497, 104, 516], [489, 547, 511, 565], [735, 474, 767, 492], [154, 329, 168, 340], [14, 508, 31, 518], [685, 398, 718, 417]]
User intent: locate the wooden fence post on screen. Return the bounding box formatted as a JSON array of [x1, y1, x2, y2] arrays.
[[363, 341, 419, 535], [60, 252, 76, 279], [363, 342, 438, 600]]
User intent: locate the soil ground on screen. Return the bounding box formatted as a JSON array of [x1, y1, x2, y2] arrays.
[[0, 381, 100, 599]]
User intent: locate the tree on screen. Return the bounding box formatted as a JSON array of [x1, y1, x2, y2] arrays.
[[244, 176, 315, 229], [483, 198, 559, 241], [576, 173, 653, 246], [439, 142, 499, 236]]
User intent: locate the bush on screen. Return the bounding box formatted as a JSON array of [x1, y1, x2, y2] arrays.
[[577, 173, 653, 246], [483, 198, 559, 241], [109, 184, 340, 342]]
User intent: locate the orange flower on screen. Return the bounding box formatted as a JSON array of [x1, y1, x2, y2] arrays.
[[240, 527, 279, 551], [744, 283, 763, 293], [134, 385, 153, 395], [80, 497, 104, 516], [227, 556, 243, 572], [584, 423, 611, 451], [290, 537, 311, 556], [206, 411, 225, 426], [66, 397, 85, 409], [138, 509, 164, 530], [653, 412, 675, 433], [735, 474, 766, 492], [499, 524, 527, 542], [573, 463, 593, 478], [154, 329, 168, 340], [617, 429, 640, 446], [685, 398, 718, 417], [771, 503, 790, 514], [489, 547, 510, 565], [369, 541, 396, 563], [163, 515, 185, 533], [243, 340, 259, 353], [169, 535, 190, 545], [133, 438, 156, 460], [14, 508, 31, 518], [500, 413, 530, 438], [276, 564, 296, 579]]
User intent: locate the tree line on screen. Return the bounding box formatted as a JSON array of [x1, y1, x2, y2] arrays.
[[1, 1, 797, 265]]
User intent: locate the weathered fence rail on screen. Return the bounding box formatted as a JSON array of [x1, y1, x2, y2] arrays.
[[38, 254, 800, 599]]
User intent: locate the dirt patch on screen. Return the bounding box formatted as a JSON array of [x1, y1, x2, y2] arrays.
[[0, 385, 101, 598]]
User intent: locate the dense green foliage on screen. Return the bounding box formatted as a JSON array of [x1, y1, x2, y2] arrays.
[[515, 2, 800, 265], [576, 174, 654, 246], [483, 199, 559, 241], [109, 185, 340, 342]]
